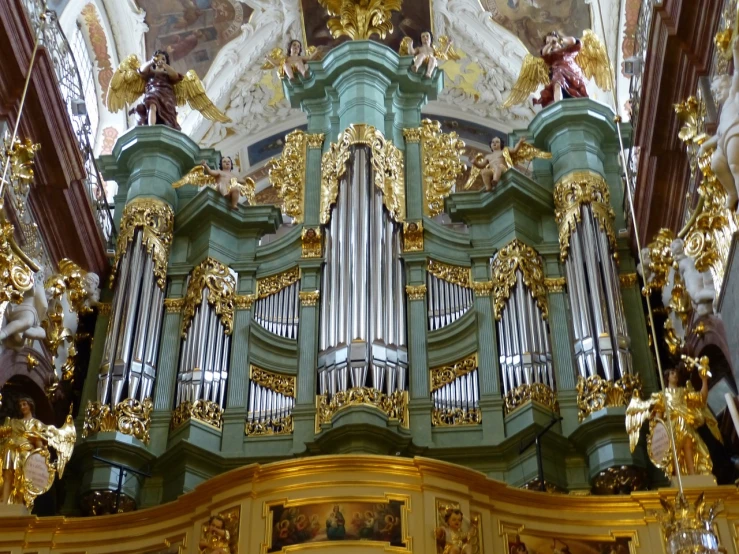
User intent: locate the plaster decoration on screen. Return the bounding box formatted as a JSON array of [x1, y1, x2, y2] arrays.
[[98, 0, 147, 64], [99, 126, 118, 156], [81, 3, 113, 99], [0, 267, 47, 352], [671, 238, 716, 318]]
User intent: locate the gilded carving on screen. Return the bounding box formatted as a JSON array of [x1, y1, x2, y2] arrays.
[[301, 227, 322, 258], [402, 127, 421, 143], [619, 273, 638, 288], [299, 290, 320, 306], [306, 133, 325, 149], [576, 374, 642, 422], [591, 465, 647, 495], [163, 297, 184, 313], [420, 120, 466, 217], [430, 354, 478, 392], [504, 382, 558, 415], [235, 294, 256, 310], [316, 388, 409, 432], [249, 365, 296, 397], [245, 415, 294, 436], [268, 129, 307, 223], [405, 284, 427, 300], [641, 228, 676, 294], [402, 221, 423, 252], [181, 258, 236, 338], [257, 266, 299, 298], [317, 0, 402, 41], [553, 171, 616, 261], [544, 277, 566, 293], [111, 198, 174, 290], [427, 259, 471, 288], [0, 209, 36, 308], [431, 407, 482, 426], [82, 397, 154, 444], [471, 280, 493, 297], [170, 399, 223, 431], [97, 302, 112, 316], [491, 239, 548, 320]]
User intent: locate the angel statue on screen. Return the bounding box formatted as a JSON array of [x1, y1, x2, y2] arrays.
[[400, 32, 459, 79], [504, 30, 612, 109], [0, 396, 76, 509], [435, 507, 478, 554], [106, 50, 231, 131], [173, 157, 255, 209], [0, 267, 47, 350], [464, 137, 552, 190], [262, 40, 320, 81], [626, 362, 722, 477], [199, 514, 231, 554]]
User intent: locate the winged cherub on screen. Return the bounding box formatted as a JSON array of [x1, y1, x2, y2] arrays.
[[262, 40, 321, 81], [400, 32, 459, 78], [504, 30, 612, 109], [105, 50, 231, 131], [172, 157, 255, 209], [464, 137, 552, 190]]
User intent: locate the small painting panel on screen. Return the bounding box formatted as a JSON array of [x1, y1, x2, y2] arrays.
[[504, 530, 633, 554]]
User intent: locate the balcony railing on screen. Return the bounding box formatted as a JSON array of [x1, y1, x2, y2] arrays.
[[20, 0, 116, 249]]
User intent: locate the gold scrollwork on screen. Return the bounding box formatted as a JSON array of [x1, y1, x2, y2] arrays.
[[257, 266, 299, 298], [299, 290, 320, 306], [82, 398, 154, 444], [0, 211, 37, 306], [317, 0, 401, 40], [250, 365, 296, 397], [544, 277, 566, 293], [181, 257, 236, 337], [170, 399, 223, 431], [619, 273, 638, 288], [269, 129, 307, 223], [641, 228, 675, 294], [471, 280, 493, 297], [504, 382, 559, 415], [301, 227, 322, 258], [405, 284, 427, 300], [316, 388, 409, 432], [1, 136, 41, 216], [553, 171, 616, 261], [491, 239, 548, 320], [430, 353, 478, 392], [111, 198, 174, 290], [163, 298, 184, 313], [674, 96, 707, 181], [576, 373, 642, 422], [235, 294, 256, 310], [402, 221, 423, 251], [402, 128, 421, 144], [431, 407, 482, 426], [427, 259, 471, 288], [246, 415, 294, 436], [419, 120, 466, 217]]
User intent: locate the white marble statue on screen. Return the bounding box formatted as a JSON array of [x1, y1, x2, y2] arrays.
[[670, 238, 716, 317], [699, 37, 739, 209], [0, 269, 48, 349]]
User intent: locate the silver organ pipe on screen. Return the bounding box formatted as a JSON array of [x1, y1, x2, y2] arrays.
[[426, 261, 474, 331], [318, 145, 407, 400], [246, 366, 295, 436], [430, 354, 481, 426], [253, 269, 300, 340]]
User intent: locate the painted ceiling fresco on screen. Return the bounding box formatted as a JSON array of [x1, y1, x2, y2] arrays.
[[480, 0, 591, 54], [136, 0, 254, 77]]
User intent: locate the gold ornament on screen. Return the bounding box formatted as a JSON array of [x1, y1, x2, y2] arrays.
[[316, 388, 409, 432], [402, 128, 421, 143], [299, 290, 320, 306], [553, 171, 617, 261], [317, 0, 402, 40], [576, 374, 642, 422], [82, 398, 153, 444], [491, 239, 548, 320], [405, 284, 427, 300], [642, 228, 676, 294], [0, 207, 37, 307], [402, 221, 423, 251], [619, 273, 638, 288], [258, 267, 300, 298], [544, 277, 566, 293], [430, 353, 478, 392], [269, 130, 308, 223], [427, 259, 471, 288], [246, 415, 294, 436], [301, 227, 322, 258], [111, 198, 174, 290], [1, 136, 41, 216], [504, 382, 558, 415], [306, 133, 325, 149], [471, 280, 493, 297], [170, 399, 223, 431], [163, 297, 184, 313], [250, 365, 296, 397], [419, 119, 466, 217], [432, 407, 481, 426], [234, 294, 256, 310], [181, 257, 236, 338], [172, 165, 255, 206], [97, 302, 112, 316], [674, 96, 707, 180]]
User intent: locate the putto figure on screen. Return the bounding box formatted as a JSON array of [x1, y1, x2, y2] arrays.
[[106, 50, 231, 130], [173, 157, 255, 209], [262, 40, 320, 81], [504, 30, 611, 108], [0, 268, 47, 350], [400, 32, 458, 78], [435, 507, 477, 554], [464, 137, 552, 190], [199, 514, 231, 554]]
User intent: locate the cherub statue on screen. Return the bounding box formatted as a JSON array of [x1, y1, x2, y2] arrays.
[[105, 50, 231, 131], [172, 157, 255, 209], [262, 40, 320, 81], [435, 507, 477, 554], [626, 362, 722, 476], [504, 30, 611, 108], [698, 37, 739, 209], [464, 137, 552, 190], [400, 32, 458, 78], [0, 396, 76, 508], [670, 238, 716, 317], [0, 268, 47, 349], [199, 514, 231, 554]]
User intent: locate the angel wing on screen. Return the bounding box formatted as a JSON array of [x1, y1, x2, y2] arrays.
[[702, 406, 723, 443], [305, 46, 321, 60], [575, 30, 613, 92], [106, 54, 145, 112], [45, 415, 76, 478], [399, 36, 414, 56], [434, 36, 460, 62], [262, 47, 287, 78], [625, 392, 659, 452], [230, 177, 256, 205], [506, 141, 553, 168], [174, 71, 232, 123], [463, 165, 481, 190], [172, 165, 217, 189], [503, 54, 549, 108]]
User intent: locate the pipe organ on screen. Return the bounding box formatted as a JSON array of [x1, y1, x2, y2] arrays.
[[554, 172, 633, 383], [253, 267, 300, 339], [426, 260, 474, 330], [97, 198, 173, 409], [246, 366, 295, 435], [430, 354, 481, 426], [174, 258, 235, 418]]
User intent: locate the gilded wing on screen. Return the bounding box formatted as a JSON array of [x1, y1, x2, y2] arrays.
[[45, 415, 76, 478], [174, 70, 232, 123], [702, 406, 723, 443], [434, 36, 460, 61], [463, 165, 482, 190], [399, 36, 414, 56], [508, 141, 553, 167], [625, 392, 658, 452], [231, 177, 256, 205], [305, 46, 321, 60], [261, 47, 287, 78], [503, 54, 549, 108], [172, 165, 217, 189], [575, 30, 613, 92], [106, 54, 145, 112]]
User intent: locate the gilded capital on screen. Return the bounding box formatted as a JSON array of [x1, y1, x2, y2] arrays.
[[299, 290, 320, 306], [403, 128, 421, 143], [544, 277, 566, 293], [619, 273, 638, 288], [471, 280, 493, 297], [235, 294, 256, 310], [405, 284, 427, 301], [163, 298, 184, 313], [306, 133, 325, 149]]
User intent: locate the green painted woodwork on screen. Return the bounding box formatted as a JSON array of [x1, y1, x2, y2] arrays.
[[427, 309, 478, 367]]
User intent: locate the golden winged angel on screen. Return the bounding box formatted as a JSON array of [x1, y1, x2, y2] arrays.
[[173, 157, 255, 209], [626, 364, 722, 476], [0, 396, 76, 508], [399, 32, 459, 79], [504, 30, 612, 109], [317, 0, 402, 41], [261, 40, 320, 81], [464, 137, 551, 190], [106, 50, 231, 131]]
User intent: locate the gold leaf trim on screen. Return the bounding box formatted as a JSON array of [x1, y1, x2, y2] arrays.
[[430, 353, 478, 392], [576, 374, 642, 422], [82, 398, 153, 444], [249, 365, 296, 397], [431, 407, 481, 426], [245, 415, 293, 436], [269, 130, 306, 223], [491, 239, 548, 320], [427, 259, 471, 288], [170, 399, 223, 431], [504, 383, 559, 415], [420, 119, 466, 217], [257, 266, 299, 298], [97, 302, 112, 316], [181, 258, 236, 337], [315, 388, 409, 432]]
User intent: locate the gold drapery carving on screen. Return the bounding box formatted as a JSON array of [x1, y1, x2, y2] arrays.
[[301, 227, 322, 258], [257, 266, 299, 298], [315, 388, 409, 432], [402, 221, 423, 251], [111, 198, 174, 290], [553, 171, 617, 261], [269, 129, 307, 223], [317, 0, 402, 40], [576, 374, 642, 422], [181, 257, 236, 337], [504, 383, 559, 415], [419, 119, 466, 217], [491, 239, 548, 320], [427, 259, 471, 288], [170, 399, 223, 430], [430, 353, 478, 392], [82, 398, 154, 444], [249, 365, 296, 397], [405, 284, 426, 300]]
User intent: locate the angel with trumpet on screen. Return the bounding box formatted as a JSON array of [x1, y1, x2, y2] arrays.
[[400, 32, 459, 79], [503, 30, 612, 109], [464, 136, 552, 191], [173, 157, 255, 209], [626, 356, 722, 477], [106, 49, 231, 131]]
